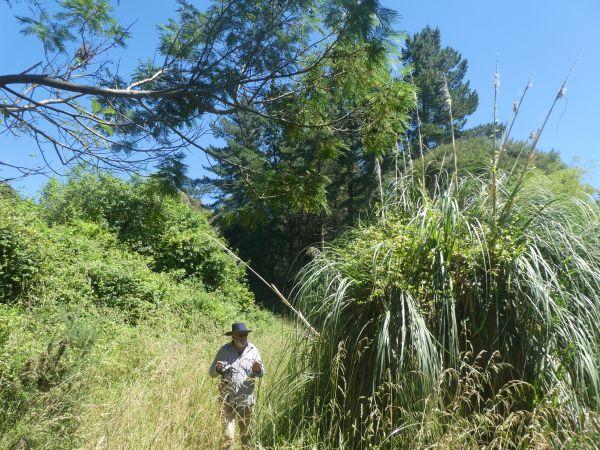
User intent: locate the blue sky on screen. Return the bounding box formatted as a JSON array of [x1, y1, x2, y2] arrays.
[[1, 0, 599, 196]]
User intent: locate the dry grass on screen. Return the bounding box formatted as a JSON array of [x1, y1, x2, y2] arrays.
[[73, 321, 291, 450]]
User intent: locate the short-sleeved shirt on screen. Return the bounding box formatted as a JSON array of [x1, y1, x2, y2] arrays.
[[209, 341, 264, 407]]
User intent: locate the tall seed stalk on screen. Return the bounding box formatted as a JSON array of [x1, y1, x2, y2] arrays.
[[490, 61, 500, 232], [407, 72, 426, 192], [413, 91, 426, 190], [501, 62, 577, 223], [498, 78, 532, 160], [443, 77, 459, 192], [375, 155, 386, 221]]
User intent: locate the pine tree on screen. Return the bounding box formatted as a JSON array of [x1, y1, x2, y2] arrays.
[[402, 26, 479, 152], [152, 152, 189, 194]]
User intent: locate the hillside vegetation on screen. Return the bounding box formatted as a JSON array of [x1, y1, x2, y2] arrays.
[[1, 1, 599, 448], [0, 172, 280, 449], [414, 137, 594, 196]]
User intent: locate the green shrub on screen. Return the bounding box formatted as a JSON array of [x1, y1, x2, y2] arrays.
[[40, 172, 252, 300], [0, 174, 265, 445]]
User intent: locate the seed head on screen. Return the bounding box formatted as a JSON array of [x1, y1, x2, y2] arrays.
[[557, 86, 567, 99], [442, 80, 452, 107]]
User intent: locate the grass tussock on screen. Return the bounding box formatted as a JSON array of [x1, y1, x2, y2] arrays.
[[258, 171, 600, 448]]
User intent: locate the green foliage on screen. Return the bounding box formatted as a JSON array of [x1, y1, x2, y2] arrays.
[[0, 303, 93, 447], [414, 136, 595, 195], [208, 43, 415, 216], [39, 171, 252, 305], [4, 0, 410, 181], [403, 26, 479, 151], [204, 43, 415, 308], [259, 350, 600, 449], [0, 199, 45, 304], [0, 188, 252, 315], [0, 182, 19, 200], [0, 172, 267, 444], [122, 0, 402, 138], [152, 151, 190, 194], [16, 0, 129, 53], [264, 170, 600, 447]]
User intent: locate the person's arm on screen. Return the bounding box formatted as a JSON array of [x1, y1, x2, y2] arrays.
[[250, 348, 264, 378], [209, 347, 224, 378]]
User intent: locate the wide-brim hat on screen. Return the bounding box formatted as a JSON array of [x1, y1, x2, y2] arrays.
[[225, 322, 252, 336]]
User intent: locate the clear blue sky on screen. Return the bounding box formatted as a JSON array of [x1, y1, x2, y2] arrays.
[[1, 0, 599, 196]]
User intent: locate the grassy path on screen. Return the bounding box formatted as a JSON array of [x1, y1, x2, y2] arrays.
[[72, 321, 291, 449]]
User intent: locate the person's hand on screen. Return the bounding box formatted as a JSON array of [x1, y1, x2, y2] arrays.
[[215, 361, 226, 373], [252, 360, 262, 373]]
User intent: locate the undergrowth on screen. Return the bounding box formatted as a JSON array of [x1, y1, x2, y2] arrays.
[[0, 173, 275, 448]]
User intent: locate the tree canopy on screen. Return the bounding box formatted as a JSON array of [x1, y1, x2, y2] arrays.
[[0, 0, 400, 179], [402, 26, 479, 152]]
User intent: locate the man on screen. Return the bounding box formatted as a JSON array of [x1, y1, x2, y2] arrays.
[[209, 322, 264, 450]]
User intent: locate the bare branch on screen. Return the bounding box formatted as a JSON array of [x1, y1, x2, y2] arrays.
[[126, 69, 166, 90], [0, 74, 187, 98]]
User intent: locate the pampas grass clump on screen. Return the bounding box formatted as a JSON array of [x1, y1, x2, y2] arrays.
[[258, 171, 600, 448]]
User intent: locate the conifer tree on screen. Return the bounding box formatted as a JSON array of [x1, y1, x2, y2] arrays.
[[402, 26, 479, 152]]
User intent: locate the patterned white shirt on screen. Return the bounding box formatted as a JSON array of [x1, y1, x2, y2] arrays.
[[209, 341, 264, 406]]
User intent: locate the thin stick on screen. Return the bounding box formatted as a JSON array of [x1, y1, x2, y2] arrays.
[[490, 60, 500, 231], [407, 72, 426, 190], [501, 80, 533, 182], [498, 78, 532, 159], [209, 236, 320, 336], [492, 57, 500, 150], [19, 61, 43, 75], [414, 91, 426, 190], [375, 156, 386, 222]]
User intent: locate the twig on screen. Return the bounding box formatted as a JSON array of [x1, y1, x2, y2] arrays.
[[126, 69, 166, 90], [209, 236, 320, 337], [19, 61, 43, 74]]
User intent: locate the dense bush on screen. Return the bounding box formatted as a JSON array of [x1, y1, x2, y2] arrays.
[[39, 171, 253, 306], [0, 173, 263, 446], [262, 169, 600, 448]]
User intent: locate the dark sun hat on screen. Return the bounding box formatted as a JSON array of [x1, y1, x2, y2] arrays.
[[225, 322, 252, 336]]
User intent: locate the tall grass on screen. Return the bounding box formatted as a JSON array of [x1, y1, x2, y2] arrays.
[[1, 316, 290, 449], [258, 171, 600, 448], [74, 322, 290, 449]]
